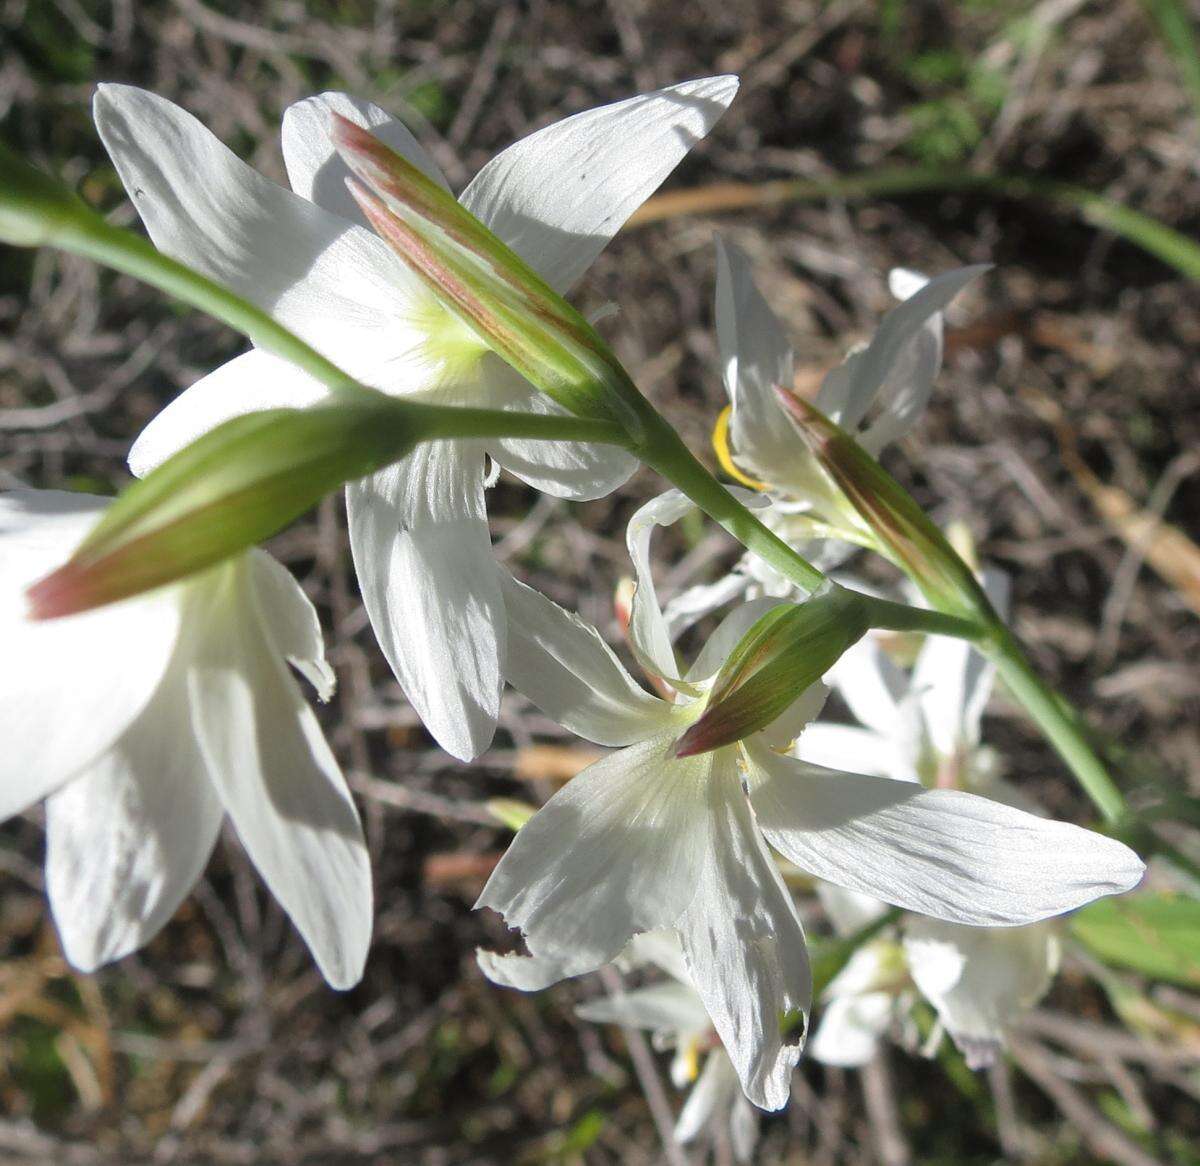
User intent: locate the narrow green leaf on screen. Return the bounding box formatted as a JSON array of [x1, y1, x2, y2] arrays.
[[633, 166, 1200, 284], [1143, 0, 1200, 124], [1071, 892, 1200, 987]]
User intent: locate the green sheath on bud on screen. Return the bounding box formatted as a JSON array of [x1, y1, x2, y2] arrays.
[[330, 115, 649, 440], [773, 389, 992, 623], [675, 585, 872, 757], [27, 393, 421, 619]]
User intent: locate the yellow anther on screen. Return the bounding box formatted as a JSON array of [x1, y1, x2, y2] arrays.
[[711, 405, 771, 491]]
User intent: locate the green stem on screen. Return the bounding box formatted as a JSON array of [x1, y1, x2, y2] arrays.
[[2, 149, 637, 454], [636, 422, 827, 593], [0, 147, 363, 396], [988, 627, 1126, 825], [786, 388, 1132, 829], [860, 595, 985, 643]]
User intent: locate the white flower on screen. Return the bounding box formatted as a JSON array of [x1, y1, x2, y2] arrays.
[[801, 579, 1064, 1066], [904, 918, 1060, 1069], [716, 238, 985, 519], [93, 78, 739, 761], [807, 923, 907, 1069], [664, 242, 988, 635], [576, 931, 761, 1162], [475, 491, 1143, 1107], [0, 489, 371, 988]]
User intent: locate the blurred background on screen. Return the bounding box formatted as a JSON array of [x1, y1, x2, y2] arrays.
[[3, 0, 1200, 1162]]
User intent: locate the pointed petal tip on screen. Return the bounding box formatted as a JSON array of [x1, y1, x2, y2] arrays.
[[696, 73, 740, 100], [322, 960, 366, 992], [58, 938, 105, 976], [90, 80, 127, 111]]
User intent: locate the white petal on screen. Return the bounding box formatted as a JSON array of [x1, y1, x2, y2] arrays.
[[758, 683, 830, 753], [715, 238, 796, 484], [346, 442, 504, 761], [621, 929, 694, 985], [796, 723, 904, 780], [904, 919, 1059, 1068], [486, 383, 638, 500], [187, 559, 372, 989], [128, 350, 330, 478], [822, 939, 898, 999], [675, 1051, 740, 1145], [576, 981, 712, 1036], [477, 947, 584, 991], [282, 91, 449, 226], [817, 265, 988, 442], [476, 733, 714, 977], [816, 882, 890, 938], [745, 745, 1146, 926], [807, 994, 892, 1067], [625, 491, 692, 682], [501, 573, 669, 747], [913, 566, 1011, 759], [826, 635, 909, 740], [248, 551, 335, 701], [662, 572, 753, 640], [913, 632, 988, 764], [461, 76, 739, 293], [624, 486, 768, 684], [45, 662, 222, 970], [0, 490, 182, 818], [677, 751, 810, 1111], [730, 1089, 763, 1163], [94, 85, 418, 384], [888, 267, 928, 301]]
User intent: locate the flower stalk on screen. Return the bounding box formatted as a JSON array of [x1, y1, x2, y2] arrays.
[[773, 385, 1132, 828], [3, 139, 1131, 837]]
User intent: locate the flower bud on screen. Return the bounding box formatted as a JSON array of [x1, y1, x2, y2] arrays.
[[27, 393, 422, 618], [675, 585, 872, 757], [773, 389, 991, 622], [330, 115, 647, 438]]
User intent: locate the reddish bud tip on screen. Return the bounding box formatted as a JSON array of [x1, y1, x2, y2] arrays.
[[24, 561, 94, 620], [673, 721, 710, 758], [772, 385, 833, 450], [328, 111, 371, 154]]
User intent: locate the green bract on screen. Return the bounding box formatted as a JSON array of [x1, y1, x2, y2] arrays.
[[676, 585, 873, 756], [774, 391, 992, 624], [27, 397, 421, 617], [331, 114, 651, 439]]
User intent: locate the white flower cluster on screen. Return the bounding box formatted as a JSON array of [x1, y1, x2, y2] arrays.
[[1, 75, 1143, 1145]]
